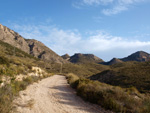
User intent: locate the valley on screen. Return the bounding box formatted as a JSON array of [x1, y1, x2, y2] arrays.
[[0, 23, 150, 113]]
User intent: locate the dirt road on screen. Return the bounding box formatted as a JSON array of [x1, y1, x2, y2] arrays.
[[14, 75, 110, 113]]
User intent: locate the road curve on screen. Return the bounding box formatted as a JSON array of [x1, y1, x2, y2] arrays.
[[13, 75, 110, 113]]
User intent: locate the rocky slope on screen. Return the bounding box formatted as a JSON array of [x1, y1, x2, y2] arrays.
[[26, 39, 67, 63], [69, 53, 104, 64], [0, 24, 29, 53], [0, 24, 67, 63]]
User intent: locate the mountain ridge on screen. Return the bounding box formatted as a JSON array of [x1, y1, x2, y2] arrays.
[[103, 51, 150, 65], [0, 24, 67, 63]]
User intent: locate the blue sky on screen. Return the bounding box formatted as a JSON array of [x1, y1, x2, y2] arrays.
[[0, 0, 150, 61]]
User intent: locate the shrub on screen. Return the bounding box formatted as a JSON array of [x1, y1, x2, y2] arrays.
[[66, 73, 79, 88], [0, 84, 13, 113], [66, 73, 150, 113], [0, 56, 9, 66]]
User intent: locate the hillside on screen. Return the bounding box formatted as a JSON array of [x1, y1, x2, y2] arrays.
[[0, 40, 42, 76], [90, 61, 150, 93], [69, 53, 104, 64], [0, 24, 67, 63], [0, 40, 54, 113]]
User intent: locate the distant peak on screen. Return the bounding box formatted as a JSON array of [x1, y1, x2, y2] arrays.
[[135, 51, 149, 55], [129, 51, 149, 57], [64, 53, 70, 56], [121, 51, 150, 62], [104, 57, 123, 65], [61, 54, 70, 60], [74, 53, 83, 55], [70, 53, 103, 64], [111, 58, 118, 60], [62, 54, 70, 57]]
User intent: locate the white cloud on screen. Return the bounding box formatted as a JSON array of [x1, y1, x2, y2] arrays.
[[72, 0, 113, 8], [102, 5, 128, 15], [9, 23, 150, 61], [73, 0, 147, 15], [102, 0, 145, 15], [82, 0, 114, 5]]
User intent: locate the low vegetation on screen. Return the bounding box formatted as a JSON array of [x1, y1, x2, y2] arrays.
[[66, 73, 150, 113], [90, 61, 150, 93], [47, 63, 110, 77]]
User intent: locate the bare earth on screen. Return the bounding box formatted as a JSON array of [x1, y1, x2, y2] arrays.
[[14, 75, 110, 113]]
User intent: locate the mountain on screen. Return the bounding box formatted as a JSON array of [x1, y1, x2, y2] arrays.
[[26, 39, 67, 63], [0, 24, 67, 63], [61, 54, 70, 60], [69, 53, 103, 64], [121, 51, 150, 62], [103, 58, 123, 65]]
